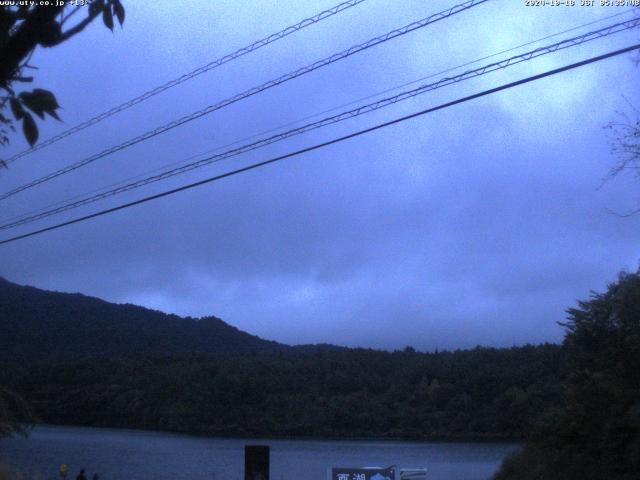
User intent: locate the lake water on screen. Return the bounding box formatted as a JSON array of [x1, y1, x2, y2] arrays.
[[0, 426, 519, 480]]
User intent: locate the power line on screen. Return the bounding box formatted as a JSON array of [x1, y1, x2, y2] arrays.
[[9, 6, 634, 227], [3, 16, 638, 231], [9, 5, 628, 227], [5, 7, 635, 197], [4, 0, 368, 165], [1, 42, 638, 246], [34, 0, 624, 227], [295, 8, 638, 124], [0, 0, 490, 202]]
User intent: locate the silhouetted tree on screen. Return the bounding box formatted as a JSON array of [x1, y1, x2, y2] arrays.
[[606, 109, 640, 212], [495, 269, 640, 480], [604, 37, 640, 215], [0, 1, 125, 160], [0, 386, 34, 438]]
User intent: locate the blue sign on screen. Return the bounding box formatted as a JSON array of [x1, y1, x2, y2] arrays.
[[329, 467, 397, 480]]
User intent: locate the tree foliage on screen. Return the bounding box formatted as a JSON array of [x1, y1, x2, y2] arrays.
[[0, 344, 564, 441], [495, 270, 640, 480], [0, 2, 125, 433], [0, 0, 125, 162], [606, 109, 640, 210], [0, 276, 567, 440], [0, 386, 34, 439]]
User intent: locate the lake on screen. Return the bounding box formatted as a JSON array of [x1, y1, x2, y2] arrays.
[[0, 426, 519, 480]]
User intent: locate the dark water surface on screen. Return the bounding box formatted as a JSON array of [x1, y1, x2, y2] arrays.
[[0, 426, 519, 480]]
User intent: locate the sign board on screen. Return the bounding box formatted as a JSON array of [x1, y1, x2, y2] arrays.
[[399, 469, 427, 480], [328, 467, 397, 480]]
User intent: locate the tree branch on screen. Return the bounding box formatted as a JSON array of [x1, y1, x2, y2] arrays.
[[60, 5, 83, 27], [0, 6, 63, 83], [56, 10, 101, 45]]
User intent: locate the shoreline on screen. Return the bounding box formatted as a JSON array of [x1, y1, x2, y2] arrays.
[[15, 423, 524, 445]]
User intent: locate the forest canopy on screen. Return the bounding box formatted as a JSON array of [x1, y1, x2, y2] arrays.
[[496, 270, 640, 480]]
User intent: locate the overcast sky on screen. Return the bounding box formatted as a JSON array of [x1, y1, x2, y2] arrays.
[[1, 0, 639, 350]]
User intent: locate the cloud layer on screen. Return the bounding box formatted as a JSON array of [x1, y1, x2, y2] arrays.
[[1, 0, 639, 350]]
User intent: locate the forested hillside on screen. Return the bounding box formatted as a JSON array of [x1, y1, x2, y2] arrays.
[[0, 277, 286, 361], [0, 276, 567, 441], [0, 344, 563, 440]]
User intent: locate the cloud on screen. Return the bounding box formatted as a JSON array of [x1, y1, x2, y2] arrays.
[[1, 0, 639, 350]]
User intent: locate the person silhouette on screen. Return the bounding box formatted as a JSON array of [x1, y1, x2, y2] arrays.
[[76, 469, 87, 480], [92, 474, 100, 480]]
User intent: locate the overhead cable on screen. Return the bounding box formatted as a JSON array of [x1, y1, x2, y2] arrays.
[[3, 16, 638, 231], [4, 0, 369, 164], [1, 42, 638, 246], [0, 0, 489, 201]]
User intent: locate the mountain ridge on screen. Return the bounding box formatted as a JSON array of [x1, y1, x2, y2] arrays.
[[0, 277, 292, 362]]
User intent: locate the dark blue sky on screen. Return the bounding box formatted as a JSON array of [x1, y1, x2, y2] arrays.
[[1, 0, 639, 350]]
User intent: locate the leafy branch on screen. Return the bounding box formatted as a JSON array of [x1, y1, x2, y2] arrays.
[[0, 0, 125, 164]]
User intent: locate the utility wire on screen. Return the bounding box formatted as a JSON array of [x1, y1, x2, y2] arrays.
[[1, 42, 638, 246], [0, 0, 489, 202], [7, 6, 634, 227], [7, 6, 630, 227], [3, 6, 634, 187], [4, 0, 368, 165], [2, 16, 638, 231]]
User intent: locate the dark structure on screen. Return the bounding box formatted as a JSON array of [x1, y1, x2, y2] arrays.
[[245, 445, 269, 480]]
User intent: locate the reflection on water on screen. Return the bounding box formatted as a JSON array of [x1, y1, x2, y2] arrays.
[[0, 426, 519, 480]]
